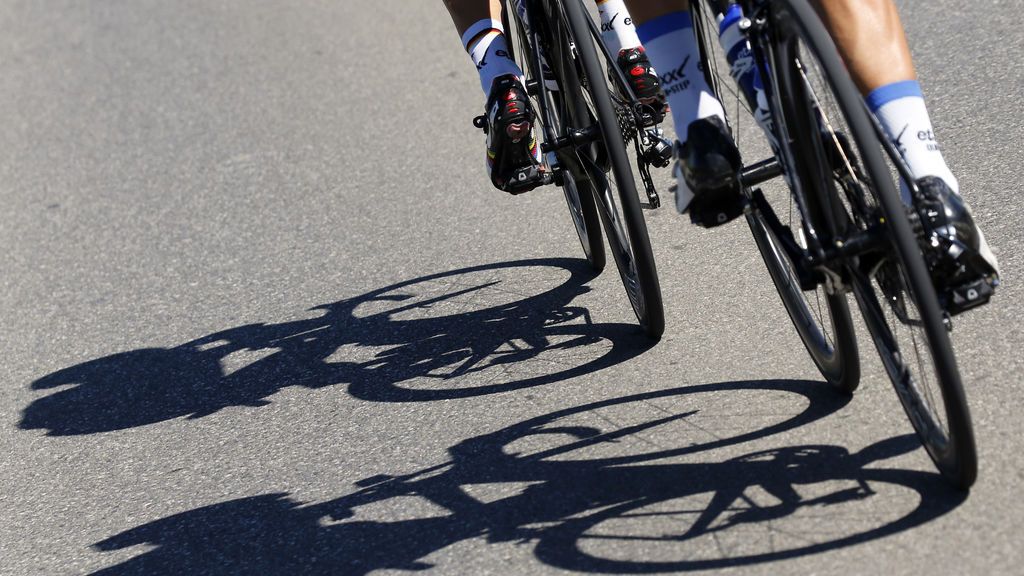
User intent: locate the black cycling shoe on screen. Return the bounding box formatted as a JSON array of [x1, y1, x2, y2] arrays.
[[473, 75, 546, 194], [672, 116, 744, 227], [909, 176, 1000, 315], [616, 47, 667, 126]]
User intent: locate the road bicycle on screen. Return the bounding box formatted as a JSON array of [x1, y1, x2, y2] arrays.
[[491, 0, 672, 339], [688, 0, 980, 488]]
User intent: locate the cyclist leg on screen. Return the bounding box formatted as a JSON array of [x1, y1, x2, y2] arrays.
[[815, 1, 958, 193], [443, 0, 544, 193], [812, 0, 914, 95], [815, 0, 1000, 292], [625, 0, 744, 226]]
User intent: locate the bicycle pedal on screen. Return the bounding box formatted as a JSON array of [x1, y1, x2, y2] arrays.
[[689, 193, 745, 227], [502, 165, 551, 195], [687, 180, 745, 228], [944, 276, 995, 316]]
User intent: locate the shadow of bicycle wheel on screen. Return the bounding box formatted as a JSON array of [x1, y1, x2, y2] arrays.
[[21, 258, 649, 436], [87, 378, 963, 574]]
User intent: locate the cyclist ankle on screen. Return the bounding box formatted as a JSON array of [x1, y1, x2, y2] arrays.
[[465, 21, 524, 96], [598, 0, 642, 56], [636, 11, 726, 145], [867, 80, 958, 196]]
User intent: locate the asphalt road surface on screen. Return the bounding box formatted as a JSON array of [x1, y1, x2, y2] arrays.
[[3, 1, 1023, 574]]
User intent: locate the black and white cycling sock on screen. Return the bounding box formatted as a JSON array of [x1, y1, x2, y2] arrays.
[[598, 0, 642, 56], [463, 19, 524, 95], [636, 11, 725, 144], [867, 80, 959, 199], [869, 81, 998, 273]]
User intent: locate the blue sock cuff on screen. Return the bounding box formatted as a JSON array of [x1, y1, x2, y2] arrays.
[[636, 11, 693, 44], [865, 80, 923, 112]]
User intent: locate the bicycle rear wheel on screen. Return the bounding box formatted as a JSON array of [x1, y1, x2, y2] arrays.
[[689, 1, 858, 392], [768, 0, 976, 488], [562, 0, 664, 339]]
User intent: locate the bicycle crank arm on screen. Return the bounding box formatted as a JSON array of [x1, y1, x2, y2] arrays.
[[749, 188, 822, 290], [740, 157, 784, 188]]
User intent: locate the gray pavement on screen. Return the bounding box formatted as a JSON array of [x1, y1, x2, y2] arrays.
[[2, 0, 1023, 574]]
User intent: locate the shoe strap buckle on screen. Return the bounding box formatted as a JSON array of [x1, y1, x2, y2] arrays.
[[472, 115, 489, 134]]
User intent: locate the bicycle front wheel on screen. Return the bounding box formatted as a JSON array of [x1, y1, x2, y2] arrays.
[[768, 0, 976, 487], [562, 0, 664, 339], [507, 5, 606, 273]]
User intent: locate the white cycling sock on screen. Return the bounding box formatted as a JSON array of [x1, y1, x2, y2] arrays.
[[636, 11, 725, 144], [867, 80, 959, 197], [598, 0, 642, 56], [463, 20, 523, 95]]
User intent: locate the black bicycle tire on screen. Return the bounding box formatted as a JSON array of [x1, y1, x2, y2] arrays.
[[508, 6, 606, 273], [561, 0, 665, 339], [546, 15, 607, 273], [773, 0, 976, 488], [746, 211, 860, 392], [688, 0, 860, 392], [563, 164, 608, 273]]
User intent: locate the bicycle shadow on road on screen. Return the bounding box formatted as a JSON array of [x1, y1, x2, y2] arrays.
[[21, 258, 650, 436], [88, 379, 964, 574]]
